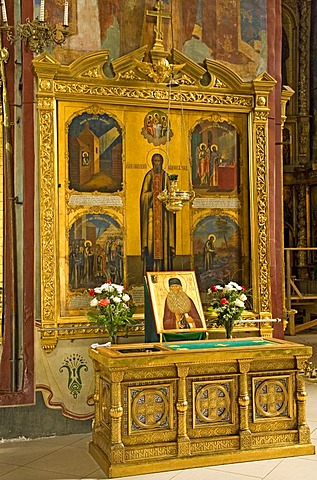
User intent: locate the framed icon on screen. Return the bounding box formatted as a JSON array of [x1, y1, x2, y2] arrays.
[[146, 271, 207, 334]]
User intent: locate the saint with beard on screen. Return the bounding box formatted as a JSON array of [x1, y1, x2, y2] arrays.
[[140, 153, 176, 273], [163, 278, 203, 330]]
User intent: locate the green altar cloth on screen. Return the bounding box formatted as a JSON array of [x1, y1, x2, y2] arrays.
[[165, 337, 271, 350]]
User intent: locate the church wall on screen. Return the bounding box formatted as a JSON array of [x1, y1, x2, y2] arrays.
[[0, 0, 287, 438], [0, 393, 91, 439]]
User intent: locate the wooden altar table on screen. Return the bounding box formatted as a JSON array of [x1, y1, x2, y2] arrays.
[[89, 338, 315, 478]]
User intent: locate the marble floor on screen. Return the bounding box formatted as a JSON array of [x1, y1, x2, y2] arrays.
[[0, 333, 317, 480]]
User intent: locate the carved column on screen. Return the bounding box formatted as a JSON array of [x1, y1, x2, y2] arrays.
[[92, 362, 101, 435], [251, 73, 276, 315], [296, 181, 308, 277], [36, 75, 59, 352], [110, 370, 124, 462], [298, 0, 311, 166], [295, 357, 311, 444], [238, 360, 251, 449], [176, 365, 190, 456]]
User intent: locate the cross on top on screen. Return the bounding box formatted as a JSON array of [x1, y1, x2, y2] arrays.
[[146, 0, 171, 43]]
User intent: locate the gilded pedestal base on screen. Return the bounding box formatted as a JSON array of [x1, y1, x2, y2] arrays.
[[89, 338, 315, 478]]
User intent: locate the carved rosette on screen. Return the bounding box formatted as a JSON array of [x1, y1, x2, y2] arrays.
[[253, 376, 291, 420], [193, 380, 233, 427], [129, 385, 172, 433]]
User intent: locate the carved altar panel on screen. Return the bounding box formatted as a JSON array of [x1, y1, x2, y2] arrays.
[[89, 338, 314, 478]]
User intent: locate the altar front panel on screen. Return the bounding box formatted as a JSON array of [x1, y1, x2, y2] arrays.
[[89, 338, 315, 478]]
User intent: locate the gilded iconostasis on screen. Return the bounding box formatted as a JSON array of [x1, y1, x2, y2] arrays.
[[58, 103, 250, 320], [4, 0, 317, 429], [3, 0, 286, 419]]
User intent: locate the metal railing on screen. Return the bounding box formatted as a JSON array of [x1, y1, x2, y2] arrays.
[[285, 247, 317, 334]]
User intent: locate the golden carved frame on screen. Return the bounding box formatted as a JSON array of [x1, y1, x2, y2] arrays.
[[32, 48, 276, 350]]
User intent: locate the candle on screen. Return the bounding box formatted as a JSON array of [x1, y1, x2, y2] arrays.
[[39, 0, 45, 22], [63, 0, 69, 26], [1, 0, 8, 24]]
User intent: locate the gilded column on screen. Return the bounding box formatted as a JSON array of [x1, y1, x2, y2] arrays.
[[296, 359, 311, 445], [251, 73, 276, 315], [296, 0, 311, 276], [297, 0, 311, 166], [37, 87, 58, 351], [32, 56, 60, 351], [296, 182, 308, 276], [176, 365, 190, 456], [92, 362, 101, 436], [238, 360, 252, 449], [110, 370, 125, 463]]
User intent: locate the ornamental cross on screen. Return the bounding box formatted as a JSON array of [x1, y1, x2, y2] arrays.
[[146, 0, 171, 44]]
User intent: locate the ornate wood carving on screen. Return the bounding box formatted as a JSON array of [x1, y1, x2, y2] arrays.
[[32, 49, 276, 350]]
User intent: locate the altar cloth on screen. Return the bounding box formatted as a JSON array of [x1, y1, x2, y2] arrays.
[[165, 338, 272, 350]]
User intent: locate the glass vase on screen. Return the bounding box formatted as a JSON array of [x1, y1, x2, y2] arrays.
[[107, 330, 118, 344], [225, 323, 233, 339]]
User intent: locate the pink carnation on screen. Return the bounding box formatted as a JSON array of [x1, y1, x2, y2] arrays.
[[99, 298, 110, 307]]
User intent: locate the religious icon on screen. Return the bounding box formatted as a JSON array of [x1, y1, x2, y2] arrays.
[[191, 119, 239, 194], [140, 153, 176, 274], [193, 215, 243, 291], [68, 213, 124, 292], [68, 112, 123, 193], [146, 271, 206, 334], [141, 110, 173, 146]]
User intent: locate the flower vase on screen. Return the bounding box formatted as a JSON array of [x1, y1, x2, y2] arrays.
[[108, 331, 117, 344], [225, 324, 233, 339], [224, 318, 236, 339]]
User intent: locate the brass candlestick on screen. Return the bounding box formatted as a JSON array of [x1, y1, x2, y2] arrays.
[[16, 17, 69, 54]]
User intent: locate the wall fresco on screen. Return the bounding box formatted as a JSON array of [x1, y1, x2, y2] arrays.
[[44, 0, 267, 80]]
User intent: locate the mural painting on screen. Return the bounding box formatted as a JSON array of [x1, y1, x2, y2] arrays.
[[69, 214, 124, 291], [193, 215, 242, 291], [46, 0, 266, 80], [191, 120, 239, 195], [68, 112, 123, 193]]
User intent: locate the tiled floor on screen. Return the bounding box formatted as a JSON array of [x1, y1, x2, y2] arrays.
[[1, 333, 317, 480]]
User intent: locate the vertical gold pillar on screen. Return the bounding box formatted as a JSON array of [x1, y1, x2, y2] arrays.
[[176, 365, 190, 456], [110, 370, 124, 462], [238, 360, 252, 449], [250, 73, 276, 315], [35, 66, 60, 351], [91, 362, 101, 435], [296, 369, 311, 444]]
